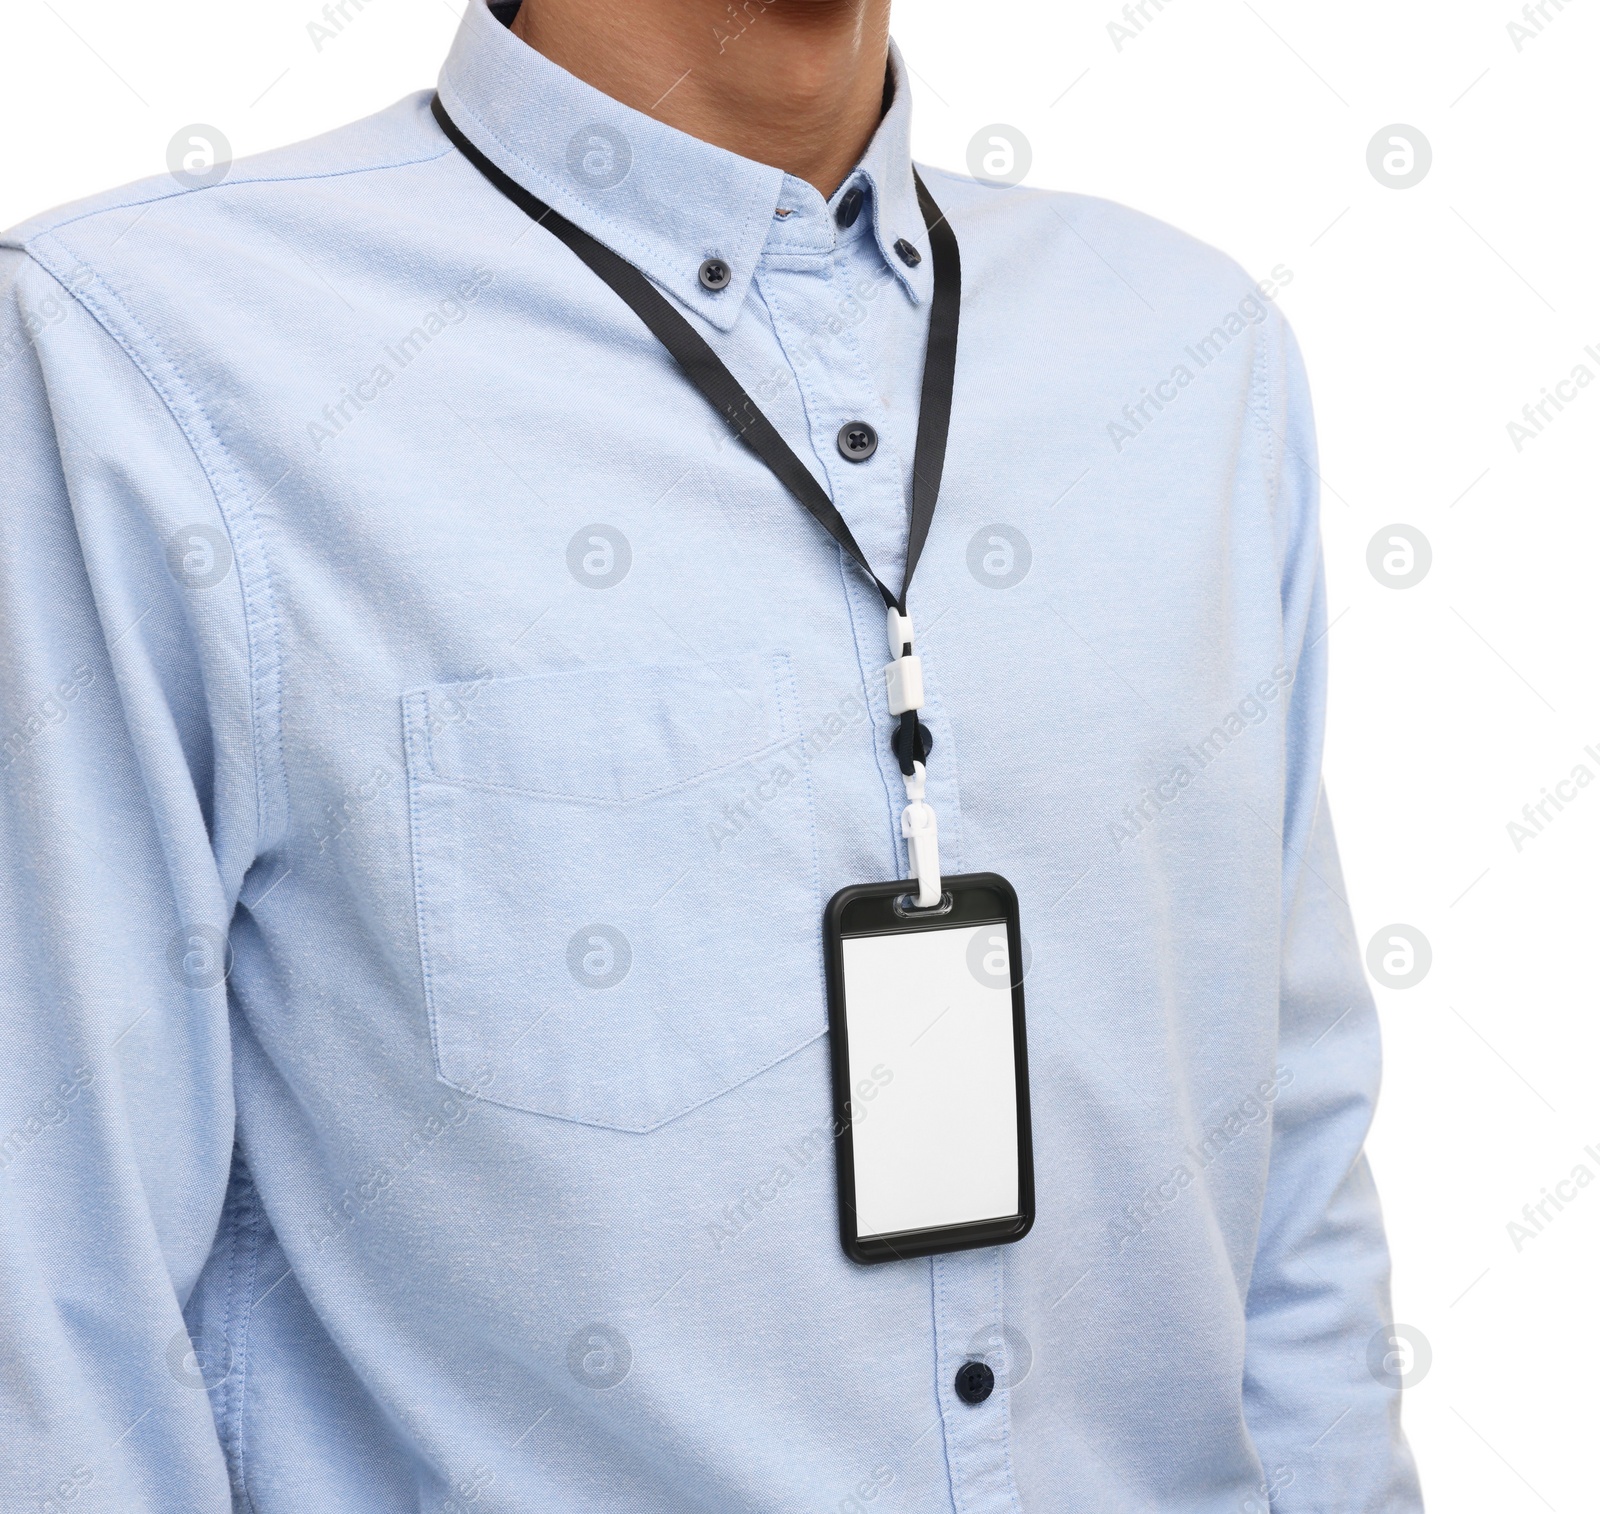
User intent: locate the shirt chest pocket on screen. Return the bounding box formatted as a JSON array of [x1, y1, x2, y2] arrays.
[[401, 652, 824, 1132]]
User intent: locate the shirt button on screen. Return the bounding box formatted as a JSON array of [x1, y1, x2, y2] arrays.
[[836, 421, 878, 462], [698, 258, 731, 291], [953, 1361, 995, 1405], [894, 237, 922, 267], [835, 186, 865, 229]]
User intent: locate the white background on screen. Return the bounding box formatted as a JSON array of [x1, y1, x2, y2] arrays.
[[4, 1, 1596, 1507]]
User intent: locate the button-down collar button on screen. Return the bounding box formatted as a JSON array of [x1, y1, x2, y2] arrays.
[[835, 185, 865, 229], [836, 421, 878, 462], [894, 237, 922, 267], [954, 1361, 995, 1405], [698, 257, 731, 291]]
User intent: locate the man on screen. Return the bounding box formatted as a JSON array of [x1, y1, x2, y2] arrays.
[[0, 0, 1421, 1508]]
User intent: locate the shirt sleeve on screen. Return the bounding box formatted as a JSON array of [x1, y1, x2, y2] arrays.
[[0, 246, 259, 1509], [1239, 307, 1424, 1510]]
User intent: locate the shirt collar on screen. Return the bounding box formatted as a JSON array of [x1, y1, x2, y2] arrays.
[[436, 0, 930, 331], [824, 57, 929, 305]]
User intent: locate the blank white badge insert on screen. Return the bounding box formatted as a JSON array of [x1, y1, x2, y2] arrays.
[[841, 921, 1018, 1239]]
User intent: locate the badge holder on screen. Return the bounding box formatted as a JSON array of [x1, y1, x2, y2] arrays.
[[822, 609, 1033, 1263], [824, 872, 1034, 1264]]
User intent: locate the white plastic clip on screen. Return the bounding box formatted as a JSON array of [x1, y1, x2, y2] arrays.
[[886, 605, 914, 656], [883, 605, 925, 717], [900, 761, 942, 907]]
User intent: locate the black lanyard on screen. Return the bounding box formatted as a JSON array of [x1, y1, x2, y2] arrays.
[[431, 95, 960, 773]]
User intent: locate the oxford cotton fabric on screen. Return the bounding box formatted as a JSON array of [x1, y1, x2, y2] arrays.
[[0, 1, 1422, 1509]]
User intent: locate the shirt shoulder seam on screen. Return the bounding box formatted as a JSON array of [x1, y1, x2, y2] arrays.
[[11, 141, 456, 244], [19, 237, 290, 863]]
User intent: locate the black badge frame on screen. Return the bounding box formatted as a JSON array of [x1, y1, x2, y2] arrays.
[[823, 873, 1035, 1265]]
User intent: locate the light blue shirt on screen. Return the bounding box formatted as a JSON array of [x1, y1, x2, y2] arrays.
[[0, 2, 1421, 1508]]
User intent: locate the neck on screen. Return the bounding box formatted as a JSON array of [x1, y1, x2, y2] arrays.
[[510, 0, 891, 198]]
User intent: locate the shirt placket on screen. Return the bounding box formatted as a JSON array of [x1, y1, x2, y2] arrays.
[[755, 194, 1022, 1514], [756, 191, 967, 876], [932, 1250, 1024, 1513], [755, 211, 910, 592]]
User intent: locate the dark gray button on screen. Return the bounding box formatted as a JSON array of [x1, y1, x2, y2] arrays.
[[836, 422, 878, 462], [697, 258, 731, 292], [954, 1361, 994, 1405], [894, 237, 922, 267], [835, 186, 864, 229]]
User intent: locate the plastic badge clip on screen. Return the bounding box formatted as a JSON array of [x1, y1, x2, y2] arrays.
[[900, 761, 942, 907]]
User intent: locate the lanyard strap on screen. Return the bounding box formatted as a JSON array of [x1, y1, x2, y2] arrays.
[[429, 96, 959, 621], [432, 96, 958, 813]]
